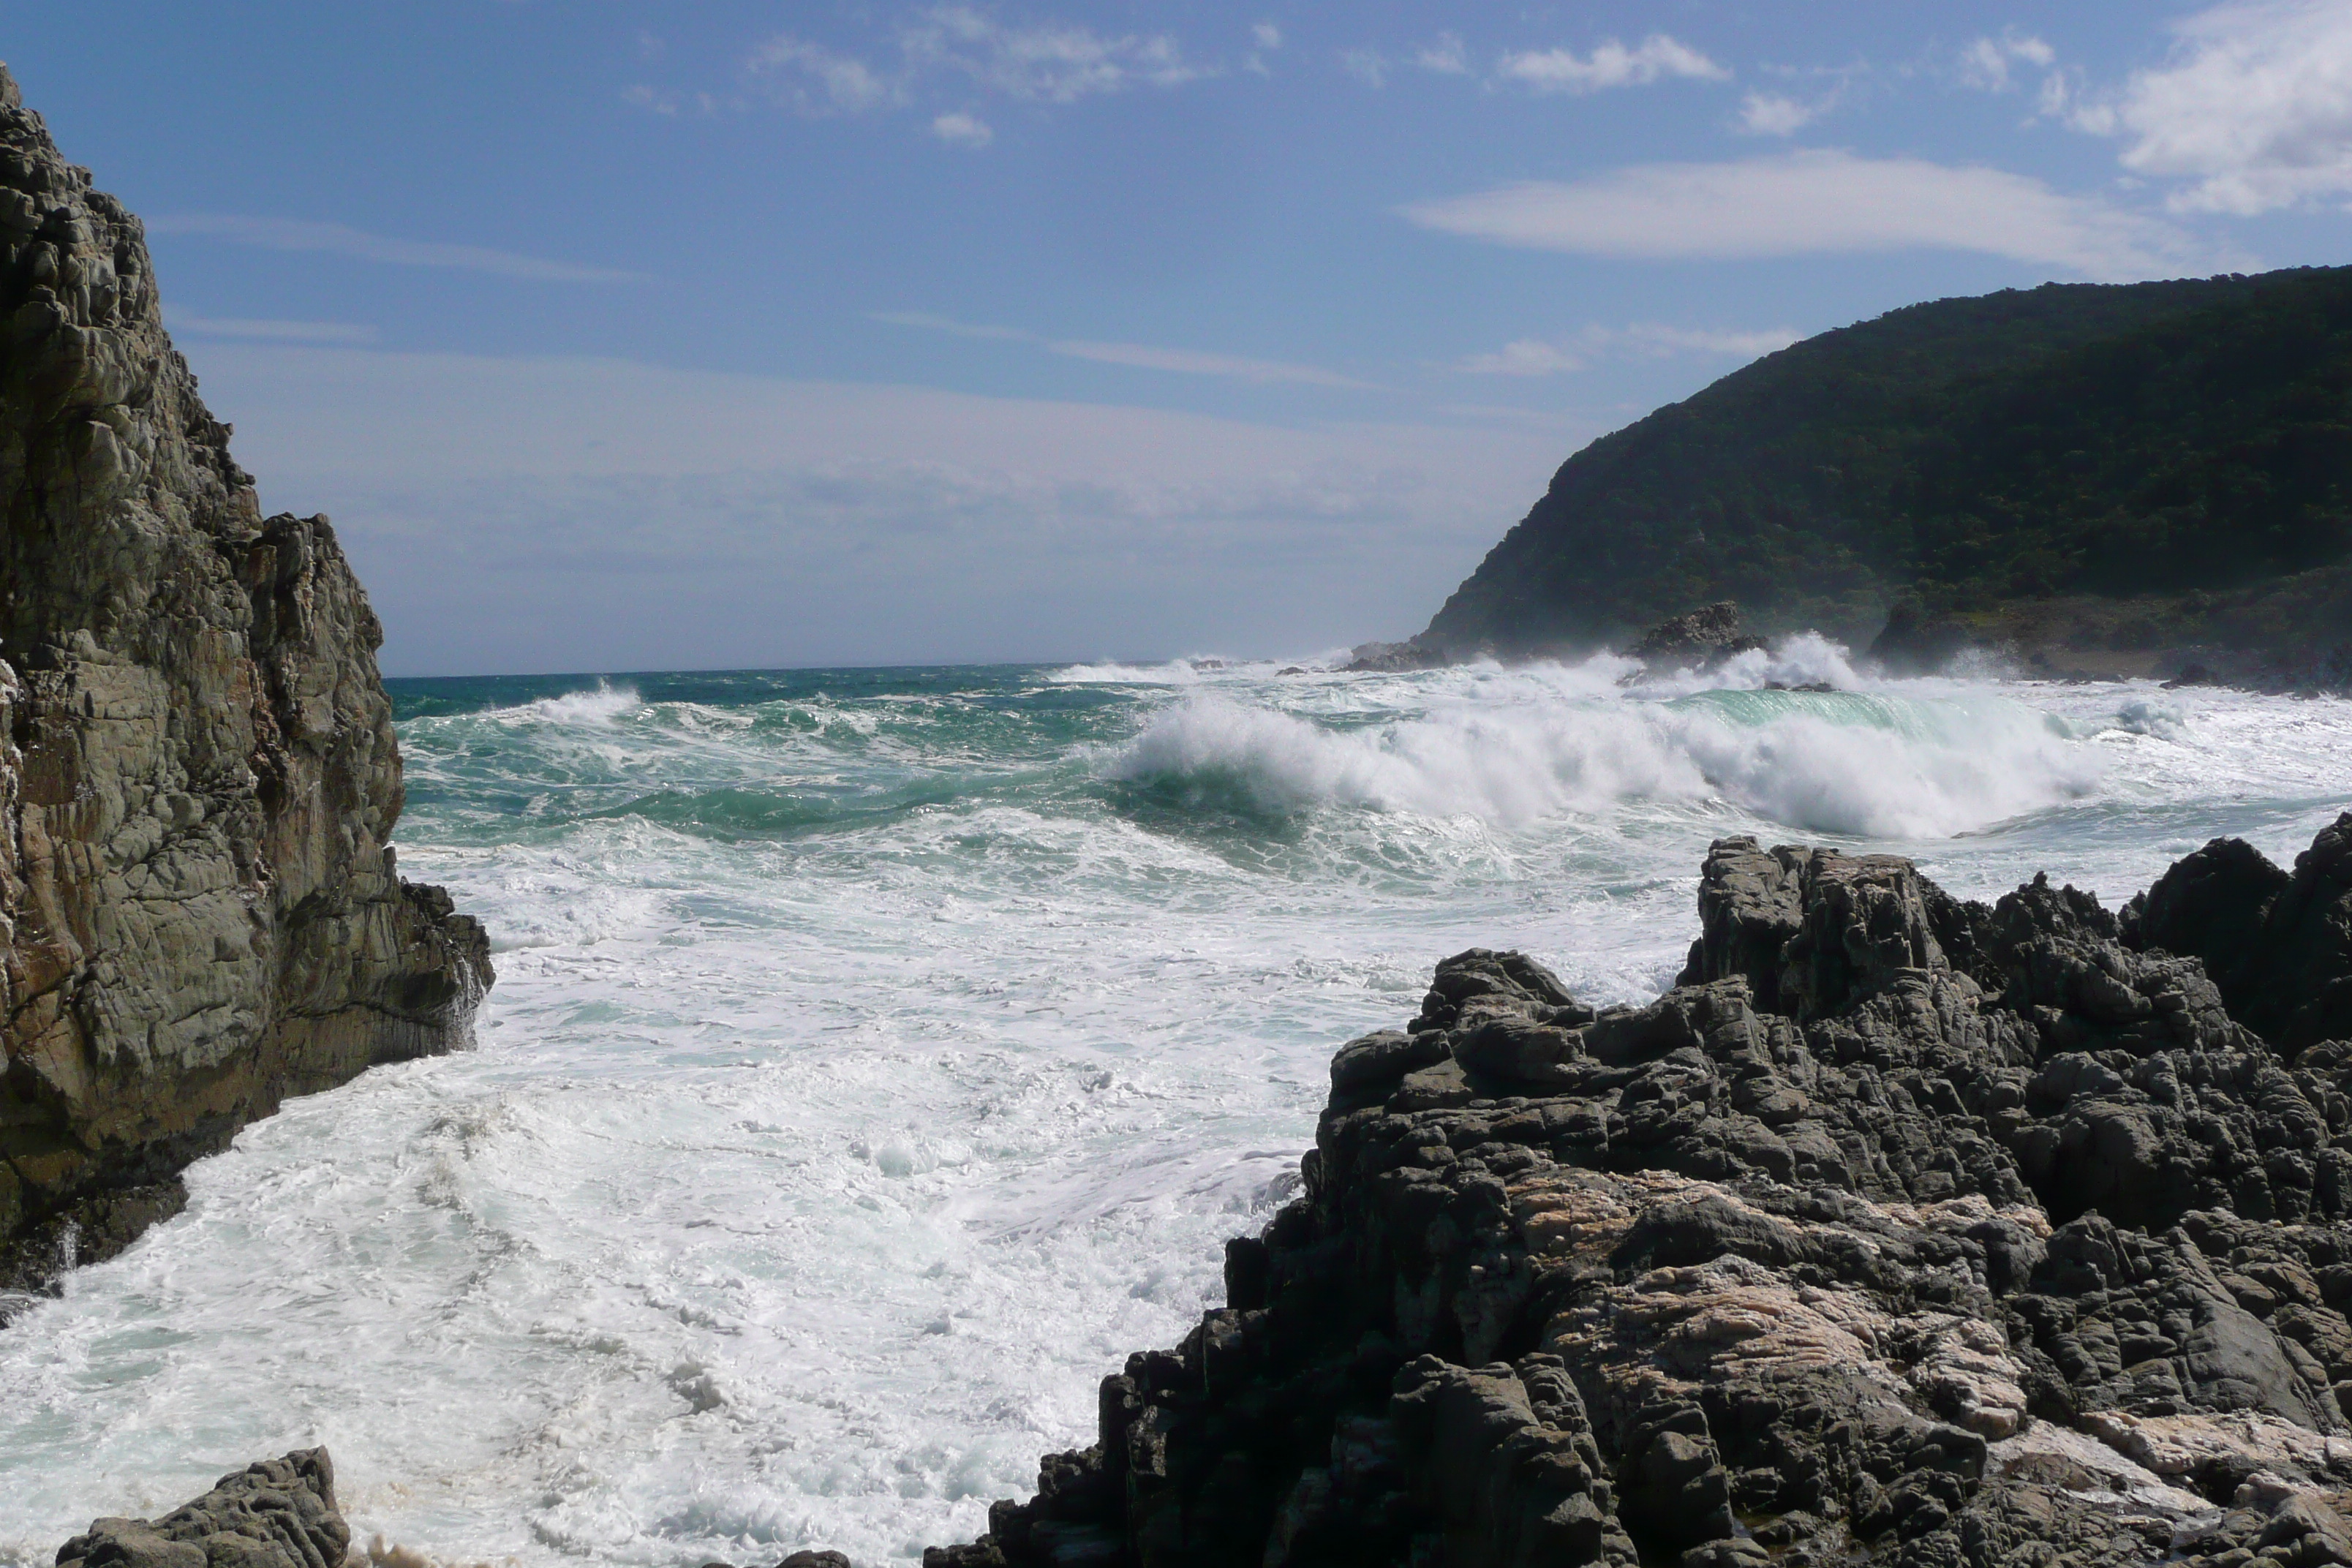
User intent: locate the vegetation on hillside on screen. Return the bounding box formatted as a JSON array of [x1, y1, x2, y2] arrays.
[[1416, 267, 2352, 657]]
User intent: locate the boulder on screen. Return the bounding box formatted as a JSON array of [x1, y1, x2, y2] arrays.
[[56, 1450, 348, 1568], [1624, 601, 1765, 671]]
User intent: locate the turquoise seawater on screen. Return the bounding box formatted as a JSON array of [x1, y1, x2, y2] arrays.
[[5, 645, 2352, 1565]]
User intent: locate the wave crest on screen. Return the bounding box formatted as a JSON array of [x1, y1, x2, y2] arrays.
[[1106, 685, 2105, 839]]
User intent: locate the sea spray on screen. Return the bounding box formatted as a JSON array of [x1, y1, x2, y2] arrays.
[[1107, 677, 2103, 837], [5, 654, 2350, 1567]]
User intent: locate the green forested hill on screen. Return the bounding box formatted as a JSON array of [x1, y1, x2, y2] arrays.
[[1413, 266, 2352, 660]]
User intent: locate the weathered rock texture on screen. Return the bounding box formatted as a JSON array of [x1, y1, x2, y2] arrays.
[[927, 820, 2352, 1567], [56, 1449, 352, 1568], [0, 64, 489, 1292]]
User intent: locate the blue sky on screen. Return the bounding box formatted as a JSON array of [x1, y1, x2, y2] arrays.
[[12, 2, 2352, 674]]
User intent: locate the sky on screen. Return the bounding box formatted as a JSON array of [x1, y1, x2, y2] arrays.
[[10, 2, 2352, 674]]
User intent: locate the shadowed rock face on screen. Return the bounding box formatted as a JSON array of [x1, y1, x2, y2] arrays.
[[922, 819, 2352, 1568], [0, 64, 490, 1291]]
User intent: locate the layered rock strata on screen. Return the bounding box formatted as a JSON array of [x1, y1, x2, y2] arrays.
[[929, 821, 2352, 1567], [0, 64, 490, 1292]]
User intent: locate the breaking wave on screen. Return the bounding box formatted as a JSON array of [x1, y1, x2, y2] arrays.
[[1106, 682, 2106, 839]]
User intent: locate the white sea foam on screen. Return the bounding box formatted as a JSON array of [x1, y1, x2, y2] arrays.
[[4, 663, 2351, 1568], [1107, 679, 2103, 837], [483, 681, 642, 726]]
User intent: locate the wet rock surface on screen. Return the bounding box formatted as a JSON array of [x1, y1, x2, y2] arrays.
[[924, 820, 2352, 1567], [56, 1450, 351, 1568], [0, 64, 490, 1294]]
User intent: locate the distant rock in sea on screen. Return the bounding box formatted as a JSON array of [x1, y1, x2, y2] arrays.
[[1622, 600, 1766, 674], [916, 818, 2352, 1567], [0, 62, 491, 1294]]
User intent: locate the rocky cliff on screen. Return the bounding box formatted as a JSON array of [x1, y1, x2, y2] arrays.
[[0, 64, 490, 1292], [922, 820, 2352, 1568]]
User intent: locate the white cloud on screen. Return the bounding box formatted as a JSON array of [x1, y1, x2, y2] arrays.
[[1497, 36, 1728, 94], [1401, 151, 2228, 281], [1958, 30, 2056, 93], [183, 345, 1567, 671], [932, 110, 993, 147], [1047, 340, 1379, 390], [622, 83, 678, 116], [165, 311, 379, 345], [872, 310, 1029, 339], [747, 35, 901, 114], [900, 7, 1201, 102], [1341, 47, 1387, 87], [1458, 339, 1586, 377], [146, 215, 647, 284], [1455, 322, 1800, 377], [1416, 34, 1471, 75], [874, 311, 1378, 389], [1618, 323, 1801, 357], [2087, 0, 2352, 214], [1245, 20, 1281, 75], [1736, 92, 1819, 136]]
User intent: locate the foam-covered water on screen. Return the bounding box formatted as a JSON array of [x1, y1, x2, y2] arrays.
[[5, 652, 2351, 1564]]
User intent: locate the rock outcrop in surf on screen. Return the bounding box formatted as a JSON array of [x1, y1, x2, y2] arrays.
[[922, 818, 2352, 1567], [0, 63, 491, 1292], [56, 1450, 353, 1568]]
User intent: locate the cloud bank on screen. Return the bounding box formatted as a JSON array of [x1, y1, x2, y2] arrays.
[[1402, 151, 2225, 280], [1496, 36, 1727, 94], [146, 214, 645, 284], [187, 346, 1567, 674], [2085, 0, 2352, 214]]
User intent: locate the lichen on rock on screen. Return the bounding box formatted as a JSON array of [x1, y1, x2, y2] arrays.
[[0, 62, 490, 1292]]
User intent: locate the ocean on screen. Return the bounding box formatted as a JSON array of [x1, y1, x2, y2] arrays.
[[4, 645, 2351, 1565]]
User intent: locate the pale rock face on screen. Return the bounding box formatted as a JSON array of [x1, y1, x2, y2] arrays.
[[0, 64, 491, 1286]]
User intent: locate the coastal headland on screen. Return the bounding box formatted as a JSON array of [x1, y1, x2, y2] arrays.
[[1349, 266, 2352, 690]]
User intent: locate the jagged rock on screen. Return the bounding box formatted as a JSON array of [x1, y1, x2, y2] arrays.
[[1624, 602, 1765, 672], [2126, 815, 2352, 1058], [56, 1450, 349, 1568], [0, 64, 491, 1289], [1341, 638, 1445, 674], [927, 821, 2352, 1567]]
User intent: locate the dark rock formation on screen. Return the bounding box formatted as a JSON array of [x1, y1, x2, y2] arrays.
[[923, 818, 2352, 1567], [56, 1449, 351, 1568], [1868, 597, 1978, 676], [2126, 822, 2352, 1059], [1624, 602, 1766, 674], [0, 64, 490, 1294], [1867, 589, 2352, 691], [1343, 637, 1450, 674]]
